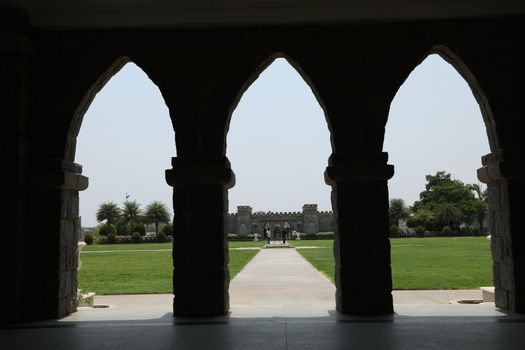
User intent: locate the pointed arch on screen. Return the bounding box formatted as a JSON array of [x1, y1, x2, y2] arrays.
[[226, 52, 334, 151], [65, 56, 174, 163], [430, 45, 499, 152], [389, 45, 498, 152]]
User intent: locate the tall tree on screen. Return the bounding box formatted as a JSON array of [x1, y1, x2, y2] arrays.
[[96, 201, 121, 226], [144, 201, 171, 235], [389, 198, 409, 226], [467, 183, 489, 232], [122, 200, 143, 227]]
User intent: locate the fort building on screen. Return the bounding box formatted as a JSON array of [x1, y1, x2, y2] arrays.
[[228, 204, 334, 236]]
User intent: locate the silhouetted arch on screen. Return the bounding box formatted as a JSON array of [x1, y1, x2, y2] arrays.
[[226, 53, 335, 152], [66, 57, 173, 163], [389, 45, 498, 152]]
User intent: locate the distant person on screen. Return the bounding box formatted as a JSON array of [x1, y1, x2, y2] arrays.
[[266, 228, 271, 244]]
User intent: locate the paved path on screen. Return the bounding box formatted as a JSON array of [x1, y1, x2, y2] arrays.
[[229, 248, 336, 317], [65, 248, 497, 321]]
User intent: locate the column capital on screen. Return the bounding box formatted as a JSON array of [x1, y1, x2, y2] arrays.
[[477, 150, 525, 184], [324, 152, 394, 185], [28, 159, 88, 191], [165, 156, 235, 188]]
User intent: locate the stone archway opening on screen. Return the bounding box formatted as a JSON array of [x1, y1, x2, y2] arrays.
[[72, 61, 175, 315], [384, 52, 494, 309], [225, 56, 336, 316]]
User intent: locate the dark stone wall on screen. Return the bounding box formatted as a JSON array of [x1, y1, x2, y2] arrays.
[[2, 7, 525, 320]]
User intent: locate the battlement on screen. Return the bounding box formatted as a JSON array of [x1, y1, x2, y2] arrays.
[[237, 206, 252, 214], [302, 204, 318, 210], [252, 211, 301, 217]]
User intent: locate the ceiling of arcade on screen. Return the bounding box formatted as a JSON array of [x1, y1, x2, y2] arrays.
[[5, 0, 525, 28]]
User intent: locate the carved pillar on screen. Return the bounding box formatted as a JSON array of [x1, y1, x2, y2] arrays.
[[166, 156, 235, 316], [325, 152, 394, 315], [477, 151, 525, 312]]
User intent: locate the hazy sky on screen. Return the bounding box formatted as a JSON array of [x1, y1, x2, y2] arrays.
[[76, 55, 489, 227]]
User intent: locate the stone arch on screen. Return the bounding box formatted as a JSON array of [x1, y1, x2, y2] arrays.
[[388, 45, 498, 152], [240, 224, 247, 235], [226, 52, 335, 152], [430, 45, 499, 152], [65, 56, 174, 163], [385, 45, 522, 311]]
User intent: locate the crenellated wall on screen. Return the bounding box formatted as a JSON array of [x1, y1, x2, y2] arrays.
[[229, 204, 334, 235]]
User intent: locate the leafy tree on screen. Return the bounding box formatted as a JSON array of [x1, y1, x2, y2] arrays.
[[144, 201, 171, 235], [162, 223, 174, 236], [96, 201, 121, 226], [412, 171, 487, 230], [389, 198, 409, 226]]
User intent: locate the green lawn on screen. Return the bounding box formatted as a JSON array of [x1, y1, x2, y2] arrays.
[[296, 237, 493, 289], [79, 237, 493, 294], [79, 242, 259, 294]]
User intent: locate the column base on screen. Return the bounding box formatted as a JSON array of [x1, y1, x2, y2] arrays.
[[337, 291, 394, 315]]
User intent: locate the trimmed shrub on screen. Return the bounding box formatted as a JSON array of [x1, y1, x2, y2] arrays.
[[389, 225, 400, 237], [299, 232, 334, 240], [472, 227, 481, 235], [131, 232, 142, 243], [116, 221, 130, 236], [415, 226, 425, 238], [99, 223, 117, 236], [156, 231, 168, 243], [131, 224, 146, 236], [161, 223, 173, 236], [107, 233, 117, 244], [442, 225, 451, 233], [97, 236, 107, 244], [84, 234, 94, 245], [316, 232, 334, 239]]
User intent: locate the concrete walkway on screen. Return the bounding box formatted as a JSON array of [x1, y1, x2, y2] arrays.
[[229, 248, 336, 317]]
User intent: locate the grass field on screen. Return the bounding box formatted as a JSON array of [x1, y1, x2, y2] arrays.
[[79, 242, 259, 294], [79, 237, 493, 294], [296, 237, 493, 289]]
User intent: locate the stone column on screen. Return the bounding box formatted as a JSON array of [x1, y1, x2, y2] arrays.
[[477, 151, 525, 312], [325, 152, 394, 315], [0, 8, 35, 322], [24, 160, 88, 319], [166, 156, 235, 316]]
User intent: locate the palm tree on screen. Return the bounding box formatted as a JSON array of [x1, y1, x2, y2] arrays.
[[435, 203, 462, 230], [122, 200, 143, 228], [389, 198, 409, 226], [408, 209, 435, 230], [144, 201, 171, 235], [96, 201, 121, 226]]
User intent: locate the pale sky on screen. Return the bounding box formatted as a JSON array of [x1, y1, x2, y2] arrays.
[[76, 55, 490, 227]]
